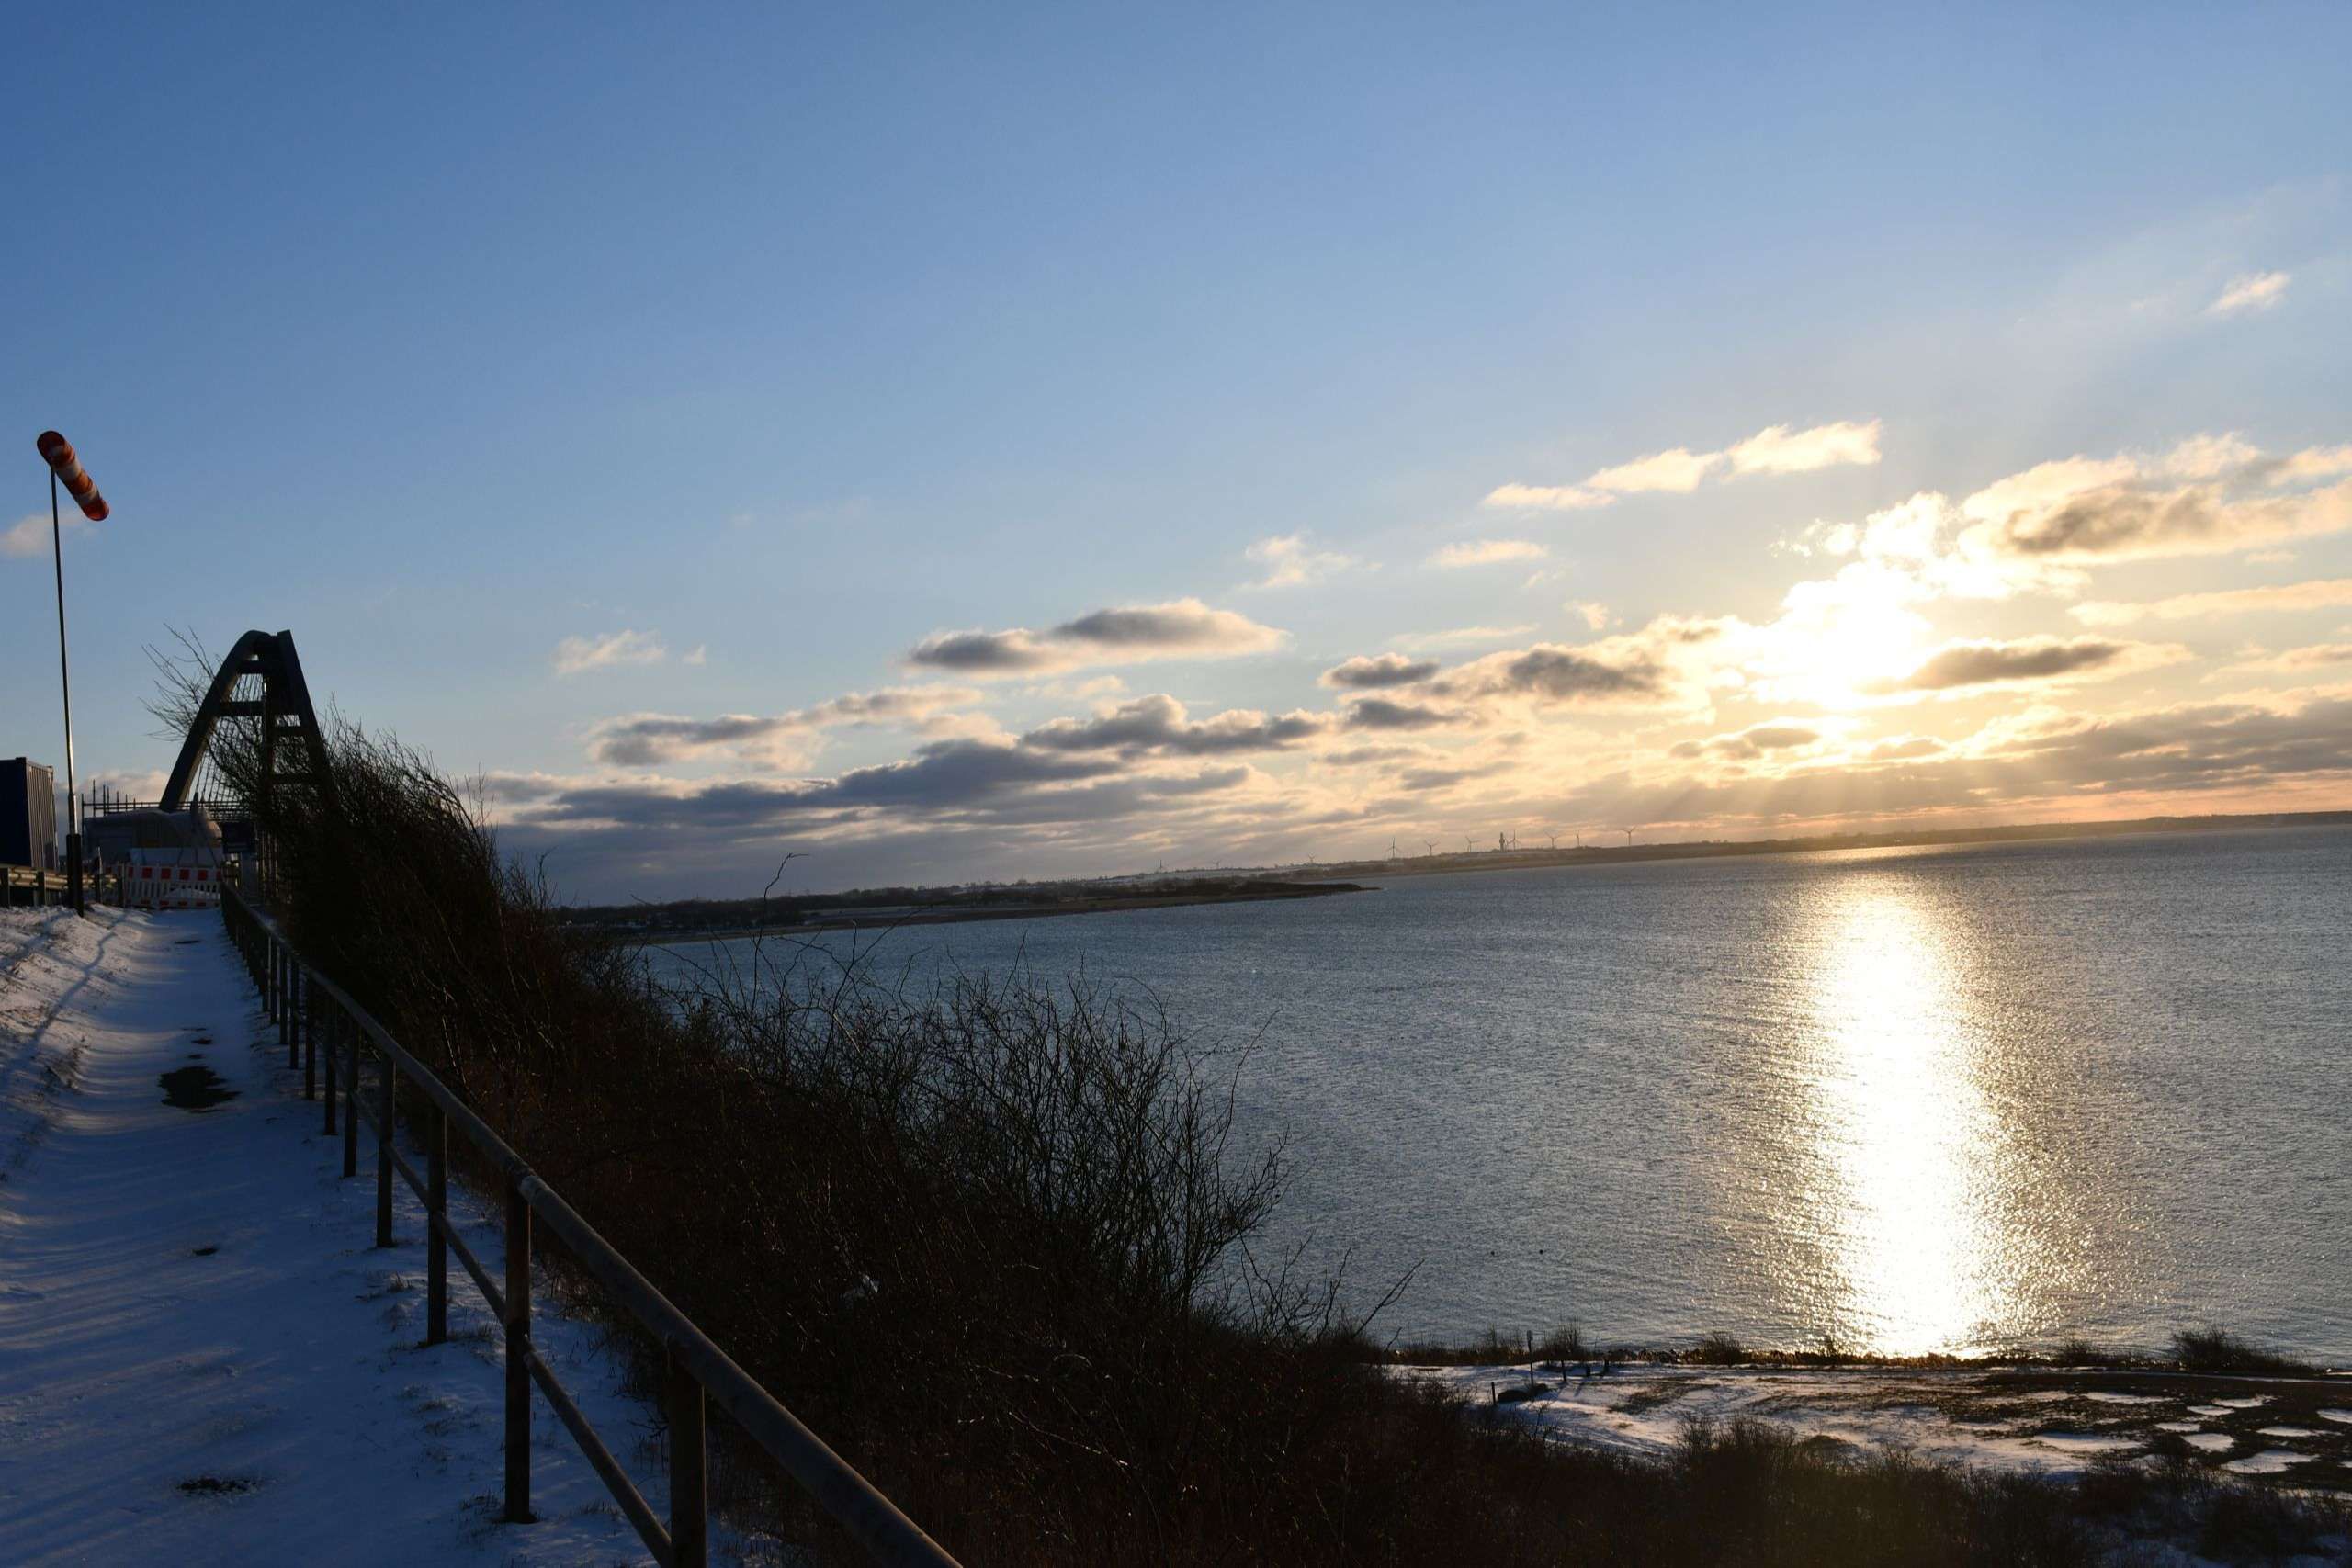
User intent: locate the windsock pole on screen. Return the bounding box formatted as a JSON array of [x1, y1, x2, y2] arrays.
[[35, 431, 107, 915]]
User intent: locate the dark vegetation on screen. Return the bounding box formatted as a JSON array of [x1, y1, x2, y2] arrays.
[[153, 652, 2352, 1564]]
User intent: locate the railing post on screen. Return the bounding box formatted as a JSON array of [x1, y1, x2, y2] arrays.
[[288, 963, 302, 1073], [504, 1182, 534, 1523], [341, 1011, 359, 1179], [667, 1347, 708, 1568], [375, 1049, 396, 1247], [300, 967, 315, 1099], [278, 945, 291, 1054], [425, 1105, 447, 1346], [322, 1002, 338, 1137]]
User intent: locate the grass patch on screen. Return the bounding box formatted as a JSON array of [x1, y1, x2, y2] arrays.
[[2172, 1325, 2313, 1375]]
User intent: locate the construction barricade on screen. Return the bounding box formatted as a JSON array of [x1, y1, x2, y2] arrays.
[[123, 858, 225, 911]]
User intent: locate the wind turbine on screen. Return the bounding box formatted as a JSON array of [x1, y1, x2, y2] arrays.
[[1423, 839, 1439, 857]]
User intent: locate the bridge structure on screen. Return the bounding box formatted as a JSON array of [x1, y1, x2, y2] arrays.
[[160, 628, 335, 819]]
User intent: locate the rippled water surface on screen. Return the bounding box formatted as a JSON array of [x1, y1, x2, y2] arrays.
[[649, 828, 2351, 1357]]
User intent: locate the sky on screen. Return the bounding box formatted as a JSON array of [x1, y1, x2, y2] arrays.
[[4, 3, 2349, 900]]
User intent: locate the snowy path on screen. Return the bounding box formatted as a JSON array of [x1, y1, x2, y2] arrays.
[[0, 908, 684, 1565]]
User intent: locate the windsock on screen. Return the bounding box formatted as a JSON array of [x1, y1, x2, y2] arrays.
[[35, 431, 109, 522]]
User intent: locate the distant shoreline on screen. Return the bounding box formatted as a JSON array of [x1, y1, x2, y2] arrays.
[[629, 880, 1370, 946], [580, 808, 2349, 944], [1289, 808, 2352, 886]]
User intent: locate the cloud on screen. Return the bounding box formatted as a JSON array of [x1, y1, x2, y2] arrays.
[[1724, 419, 1883, 476], [1588, 447, 1718, 494], [682, 644, 708, 667], [587, 685, 979, 767], [2213, 643, 2352, 676], [553, 629, 669, 676], [1432, 615, 1730, 713], [1244, 534, 1358, 589], [3, 510, 92, 558], [1386, 624, 1535, 651], [1566, 601, 1611, 631], [2072, 577, 2352, 626], [1963, 477, 2352, 564], [1871, 635, 2172, 694], [1953, 436, 2352, 566], [2210, 270, 2290, 315], [1484, 418, 1881, 511], [1669, 722, 1825, 761], [1321, 654, 1440, 690], [907, 597, 1284, 677], [1430, 538, 1546, 568], [1478, 483, 1610, 512], [1342, 697, 1463, 731], [1021, 694, 1328, 756]]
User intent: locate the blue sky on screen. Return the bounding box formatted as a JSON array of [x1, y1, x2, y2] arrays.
[[6, 4, 2349, 897]]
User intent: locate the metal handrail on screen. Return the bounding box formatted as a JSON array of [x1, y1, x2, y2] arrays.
[[220, 883, 961, 1568], [4, 863, 125, 908]]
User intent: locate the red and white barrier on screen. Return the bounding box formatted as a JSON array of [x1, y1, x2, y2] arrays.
[[124, 861, 222, 910]]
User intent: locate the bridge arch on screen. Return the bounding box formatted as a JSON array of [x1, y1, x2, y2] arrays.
[[161, 630, 334, 815]]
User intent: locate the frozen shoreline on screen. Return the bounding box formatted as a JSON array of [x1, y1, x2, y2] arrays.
[[1403, 1359, 2352, 1492]]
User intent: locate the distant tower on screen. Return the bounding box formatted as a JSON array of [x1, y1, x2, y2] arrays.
[[1498, 831, 1507, 852]]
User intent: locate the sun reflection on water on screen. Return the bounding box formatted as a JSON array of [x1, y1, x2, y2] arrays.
[[1803, 877, 2018, 1355]]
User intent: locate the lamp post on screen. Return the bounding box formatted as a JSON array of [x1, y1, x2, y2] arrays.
[[34, 432, 107, 914]]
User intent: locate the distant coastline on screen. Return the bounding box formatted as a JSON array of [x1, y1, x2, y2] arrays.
[[588, 877, 1370, 946], [1291, 807, 2352, 885], [569, 808, 2348, 943]]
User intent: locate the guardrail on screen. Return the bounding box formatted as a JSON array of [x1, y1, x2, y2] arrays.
[[220, 883, 961, 1568], [4, 863, 124, 908]]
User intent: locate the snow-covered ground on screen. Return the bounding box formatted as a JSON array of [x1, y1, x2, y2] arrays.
[[0, 906, 718, 1565]]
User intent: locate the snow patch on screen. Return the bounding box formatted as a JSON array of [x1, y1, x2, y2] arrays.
[[2222, 1450, 2311, 1475]]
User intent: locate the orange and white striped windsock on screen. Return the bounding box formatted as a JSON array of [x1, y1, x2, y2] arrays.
[[35, 431, 109, 522]]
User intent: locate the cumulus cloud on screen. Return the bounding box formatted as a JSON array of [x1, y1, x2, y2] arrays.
[[1430, 539, 1546, 568], [907, 598, 1284, 677], [587, 685, 980, 767], [1724, 420, 1883, 475], [553, 628, 669, 676], [1952, 435, 2352, 567], [1588, 447, 1717, 494], [1483, 418, 1880, 511], [2072, 576, 2352, 626], [3, 511, 93, 558], [1342, 697, 1464, 731], [1433, 615, 1730, 713], [1021, 694, 1328, 756], [1244, 533, 1357, 589], [1871, 636, 2175, 694], [1321, 654, 1439, 689], [2209, 270, 2290, 315]]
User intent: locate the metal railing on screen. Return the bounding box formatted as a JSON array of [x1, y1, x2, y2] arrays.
[[220, 884, 960, 1568], [5, 863, 124, 908]]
